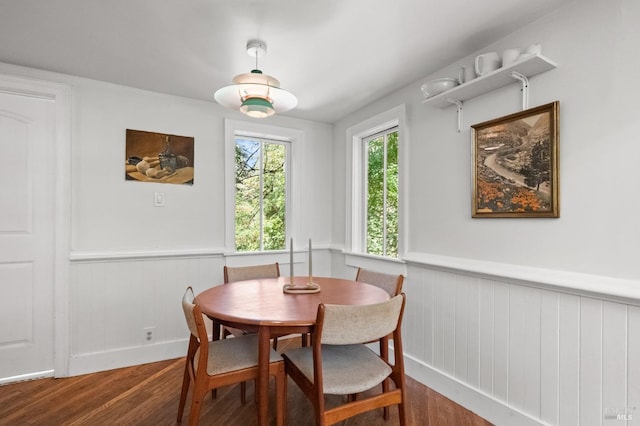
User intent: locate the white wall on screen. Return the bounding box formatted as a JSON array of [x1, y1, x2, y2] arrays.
[[67, 76, 334, 253], [334, 0, 640, 281], [0, 61, 333, 375], [332, 0, 640, 425]]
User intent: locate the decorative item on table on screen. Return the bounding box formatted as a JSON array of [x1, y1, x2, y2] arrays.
[[283, 238, 320, 294], [420, 77, 459, 99]]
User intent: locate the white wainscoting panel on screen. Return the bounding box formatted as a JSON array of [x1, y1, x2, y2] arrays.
[[68, 248, 334, 376], [70, 254, 223, 375], [403, 263, 640, 426], [540, 289, 559, 425]]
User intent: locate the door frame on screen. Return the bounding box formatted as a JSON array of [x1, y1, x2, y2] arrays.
[[0, 72, 71, 378]]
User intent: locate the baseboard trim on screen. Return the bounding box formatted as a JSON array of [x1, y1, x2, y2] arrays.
[[0, 369, 54, 385], [402, 351, 550, 426], [68, 339, 187, 377]]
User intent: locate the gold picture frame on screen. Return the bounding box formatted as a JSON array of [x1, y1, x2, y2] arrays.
[[471, 101, 559, 218]]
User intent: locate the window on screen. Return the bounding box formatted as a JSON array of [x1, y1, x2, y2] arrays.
[[234, 136, 288, 251], [364, 127, 398, 257], [346, 105, 405, 260], [224, 119, 303, 253]]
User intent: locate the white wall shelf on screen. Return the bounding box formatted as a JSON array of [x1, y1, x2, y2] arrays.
[[421, 54, 557, 109]]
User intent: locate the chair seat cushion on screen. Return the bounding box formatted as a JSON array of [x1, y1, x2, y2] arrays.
[[284, 344, 392, 395], [195, 334, 282, 375]]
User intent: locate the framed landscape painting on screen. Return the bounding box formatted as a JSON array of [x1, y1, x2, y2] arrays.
[[471, 101, 559, 218]]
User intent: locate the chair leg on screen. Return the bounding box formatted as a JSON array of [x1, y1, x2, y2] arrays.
[[241, 381, 247, 404], [398, 401, 407, 426], [381, 379, 390, 420], [301, 333, 308, 347], [177, 359, 191, 422], [276, 365, 286, 426], [379, 336, 390, 420], [188, 385, 207, 426]]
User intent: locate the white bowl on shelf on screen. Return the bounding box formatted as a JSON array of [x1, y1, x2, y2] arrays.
[[421, 77, 459, 98]]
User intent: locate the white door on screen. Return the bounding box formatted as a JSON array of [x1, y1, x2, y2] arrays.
[[0, 89, 56, 381]]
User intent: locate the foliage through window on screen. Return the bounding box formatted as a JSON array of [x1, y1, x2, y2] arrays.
[[364, 128, 398, 258], [234, 136, 287, 251]]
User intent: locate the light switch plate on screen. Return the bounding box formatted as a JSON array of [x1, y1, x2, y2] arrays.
[[154, 192, 165, 207]]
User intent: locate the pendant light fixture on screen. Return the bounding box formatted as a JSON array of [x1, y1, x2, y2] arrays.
[[214, 39, 297, 118]]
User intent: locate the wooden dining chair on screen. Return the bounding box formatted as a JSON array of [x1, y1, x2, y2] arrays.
[[355, 267, 404, 297], [282, 294, 408, 426], [222, 262, 283, 402], [222, 262, 281, 348], [353, 267, 404, 419], [177, 286, 286, 426], [223, 262, 281, 283], [302, 268, 404, 352]]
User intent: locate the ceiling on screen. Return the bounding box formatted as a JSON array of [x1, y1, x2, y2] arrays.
[[0, 0, 573, 123]]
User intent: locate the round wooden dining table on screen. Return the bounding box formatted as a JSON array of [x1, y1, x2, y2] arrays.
[[195, 276, 390, 426]]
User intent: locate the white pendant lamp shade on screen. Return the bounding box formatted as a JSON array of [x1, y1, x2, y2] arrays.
[[214, 40, 297, 118]]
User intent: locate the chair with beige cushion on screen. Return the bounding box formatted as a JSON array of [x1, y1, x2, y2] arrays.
[[282, 294, 408, 426], [355, 267, 404, 297], [177, 286, 286, 426], [353, 267, 404, 419], [221, 262, 281, 348], [224, 262, 281, 283]]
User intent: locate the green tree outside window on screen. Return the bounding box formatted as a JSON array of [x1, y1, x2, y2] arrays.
[[366, 129, 398, 258], [235, 138, 286, 252]]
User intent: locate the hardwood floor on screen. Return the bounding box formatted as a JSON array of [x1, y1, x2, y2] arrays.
[[0, 338, 492, 425]]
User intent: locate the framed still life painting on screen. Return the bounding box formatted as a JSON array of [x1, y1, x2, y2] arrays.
[[125, 129, 194, 185], [471, 101, 559, 218]]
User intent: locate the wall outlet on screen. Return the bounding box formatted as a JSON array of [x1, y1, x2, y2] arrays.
[[143, 327, 156, 344]]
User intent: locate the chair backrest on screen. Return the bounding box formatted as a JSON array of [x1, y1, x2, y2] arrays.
[[224, 262, 280, 283], [318, 294, 405, 345], [182, 286, 206, 342], [355, 267, 404, 297]]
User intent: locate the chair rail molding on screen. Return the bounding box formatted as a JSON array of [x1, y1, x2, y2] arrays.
[[403, 251, 640, 305], [69, 247, 225, 262]]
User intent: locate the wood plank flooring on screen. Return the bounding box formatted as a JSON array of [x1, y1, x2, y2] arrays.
[[0, 338, 493, 425]]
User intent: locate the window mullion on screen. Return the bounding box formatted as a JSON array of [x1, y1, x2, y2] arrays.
[[363, 140, 369, 253], [382, 134, 388, 257], [259, 141, 264, 251]]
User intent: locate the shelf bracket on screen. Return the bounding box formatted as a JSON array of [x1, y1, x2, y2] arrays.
[[509, 71, 529, 110], [446, 98, 463, 133]]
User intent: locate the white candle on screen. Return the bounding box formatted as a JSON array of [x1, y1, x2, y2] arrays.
[[290, 238, 294, 283], [308, 238, 312, 283]]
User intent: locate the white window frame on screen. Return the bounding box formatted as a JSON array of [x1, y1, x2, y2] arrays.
[[345, 105, 406, 260], [362, 127, 398, 257], [224, 119, 303, 253]]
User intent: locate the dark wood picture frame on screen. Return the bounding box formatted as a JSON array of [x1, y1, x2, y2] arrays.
[[125, 129, 194, 185], [471, 101, 559, 218]]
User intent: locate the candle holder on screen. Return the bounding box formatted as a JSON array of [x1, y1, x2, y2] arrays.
[[283, 281, 321, 294], [283, 237, 321, 293], [283, 276, 320, 294]]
